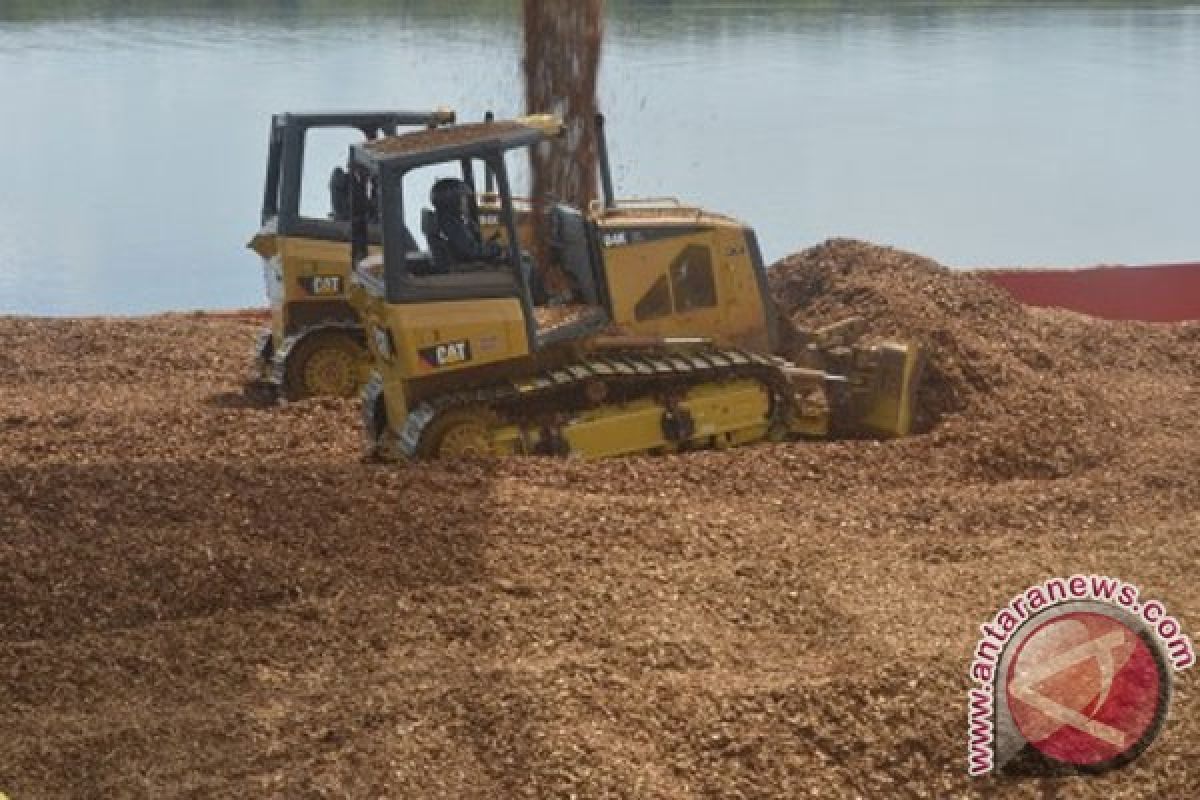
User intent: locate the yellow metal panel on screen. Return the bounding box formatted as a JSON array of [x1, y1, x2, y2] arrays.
[[275, 236, 359, 304], [381, 297, 531, 378], [562, 397, 670, 459], [853, 343, 925, 438], [550, 379, 771, 460], [712, 226, 774, 352], [263, 234, 382, 343], [597, 221, 772, 352], [683, 381, 772, 439], [601, 227, 708, 335]]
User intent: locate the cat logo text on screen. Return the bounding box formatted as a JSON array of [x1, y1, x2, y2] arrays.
[[418, 340, 472, 370]]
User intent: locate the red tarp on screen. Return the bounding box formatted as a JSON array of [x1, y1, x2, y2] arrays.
[[978, 263, 1200, 323]]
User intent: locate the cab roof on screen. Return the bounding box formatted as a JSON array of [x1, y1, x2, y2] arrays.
[[272, 109, 455, 130], [352, 114, 564, 173]]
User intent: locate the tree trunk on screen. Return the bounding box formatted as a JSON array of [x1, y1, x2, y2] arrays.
[[522, 0, 605, 297]]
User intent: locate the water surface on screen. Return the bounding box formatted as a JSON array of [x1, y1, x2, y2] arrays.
[[1, 1, 1197, 314]]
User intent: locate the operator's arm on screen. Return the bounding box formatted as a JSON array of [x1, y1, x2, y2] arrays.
[[440, 216, 486, 263]]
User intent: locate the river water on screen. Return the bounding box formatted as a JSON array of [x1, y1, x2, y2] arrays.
[[1, 1, 1197, 314]]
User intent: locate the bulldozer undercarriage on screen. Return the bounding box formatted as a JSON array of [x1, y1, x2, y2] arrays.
[[286, 331, 365, 399], [251, 325, 371, 401], [364, 346, 842, 462]]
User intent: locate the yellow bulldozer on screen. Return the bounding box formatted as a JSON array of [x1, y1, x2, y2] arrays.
[[245, 109, 541, 401], [246, 110, 458, 399], [346, 114, 924, 460]]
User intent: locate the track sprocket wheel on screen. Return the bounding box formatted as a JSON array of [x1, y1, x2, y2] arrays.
[[284, 332, 365, 400], [416, 407, 500, 459]]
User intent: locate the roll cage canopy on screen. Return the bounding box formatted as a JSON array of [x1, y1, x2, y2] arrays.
[[347, 116, 566, 282], [351, 116, 562, 173], [261, 109, 457, 239]]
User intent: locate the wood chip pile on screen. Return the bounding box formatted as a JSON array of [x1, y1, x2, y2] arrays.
[[1, 242, 1197, 798]]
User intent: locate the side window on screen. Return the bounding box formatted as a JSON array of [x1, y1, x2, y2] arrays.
[[299, 128, 364, 222], [670, 245, 717, 312], [634, 275, 672, 321]]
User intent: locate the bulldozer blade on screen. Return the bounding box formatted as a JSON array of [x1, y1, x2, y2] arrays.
[[843, 342, 926, 438]]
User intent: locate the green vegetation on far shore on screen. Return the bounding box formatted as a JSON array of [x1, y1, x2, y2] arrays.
[[3, 0, 1194, 25]]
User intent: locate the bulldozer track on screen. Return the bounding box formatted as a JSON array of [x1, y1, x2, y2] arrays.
[[387, 346, 797, 459], [248, 321, 369, 401]]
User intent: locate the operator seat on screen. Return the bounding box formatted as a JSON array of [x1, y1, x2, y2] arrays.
[[427, 178, 498, 269], [422, 178, 549, 305]]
